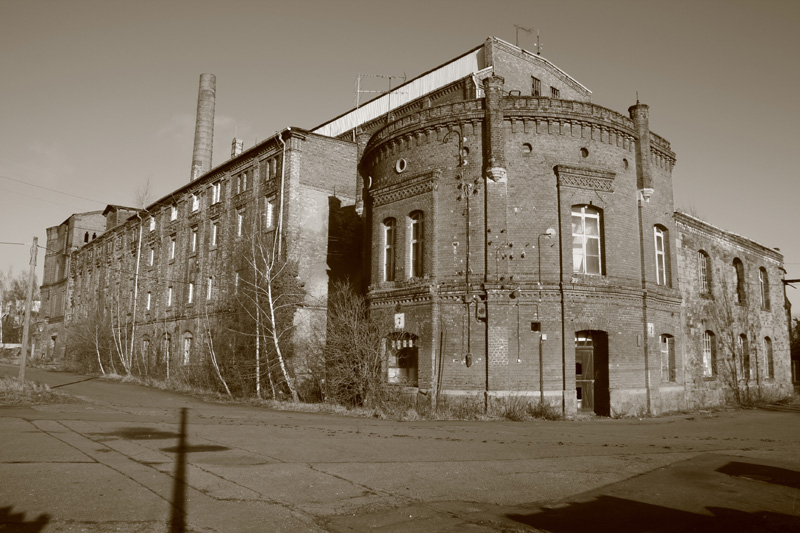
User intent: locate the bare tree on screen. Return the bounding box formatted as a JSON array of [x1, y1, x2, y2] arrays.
[[320, 280, 388, 407], [705, 271, 762, 405]]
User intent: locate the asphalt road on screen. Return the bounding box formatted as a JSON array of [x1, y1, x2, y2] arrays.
[[1, 364, 799, 532]]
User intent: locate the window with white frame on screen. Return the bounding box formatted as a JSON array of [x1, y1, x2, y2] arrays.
[[191, 227, 198, 253], [169, 235, 176, 261], [654, 226, 668, 286], [702, 330, 716, 378], [409, 211, 424, 278], [191, 193, 199, 212], [146, 292, 151, 311], [149, 217, 155, 231], [759, 267, 770, 310], [211, 181, 222, 205], [187, 282, 194, 304], [237, 210, 244, 237], [237, 171, 248, 194], [660, 334, 675, 382], [182, 333, 192, 365], [167, 286, 173, 307], [210, 221, 219, 247], [264, 195, 276, 229], [148, 247, 154, 266], [383, 218, 396, 282], [698, 250, 711, 294], [206, 277, 212, 300], [572, 205, 602, 275], [170, 204, 178, 221]]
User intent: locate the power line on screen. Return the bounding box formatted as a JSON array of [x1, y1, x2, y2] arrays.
[[0, 186, 82, 209], [0, 173, 107, 205]]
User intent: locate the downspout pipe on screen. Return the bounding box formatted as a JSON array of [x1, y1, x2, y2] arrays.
[[275, 128, 289, 259], [556, 175, 567, 418], [130, 211, 144, 369]]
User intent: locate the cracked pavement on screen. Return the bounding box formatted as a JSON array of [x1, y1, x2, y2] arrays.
[[1, 364, 799, 532]]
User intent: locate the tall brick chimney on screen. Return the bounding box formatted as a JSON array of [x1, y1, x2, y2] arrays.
[[191, 74, 216, 181]]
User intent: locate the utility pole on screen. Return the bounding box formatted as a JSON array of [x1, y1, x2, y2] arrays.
[[18, 236, 38, 383]]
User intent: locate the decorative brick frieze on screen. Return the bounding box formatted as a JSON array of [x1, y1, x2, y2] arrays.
[[554, 165, 615, 192], [371, 170, 440, 207]]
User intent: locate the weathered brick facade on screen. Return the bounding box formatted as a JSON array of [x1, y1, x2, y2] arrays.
[[41, 37, 791, 415]]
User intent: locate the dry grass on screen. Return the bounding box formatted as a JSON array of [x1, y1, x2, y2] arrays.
[[0, 376, 77, 406]]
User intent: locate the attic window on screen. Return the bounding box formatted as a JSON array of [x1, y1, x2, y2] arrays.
[[550, 87, 560, 98], [531, 76, 541, 97], [170, 205, 178, 221]]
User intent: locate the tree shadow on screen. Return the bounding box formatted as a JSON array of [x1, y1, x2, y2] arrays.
[[507, 495, 800, 532], [717, 461, 800, 490], [94, 427, 178, 440], [0, 506, 50, 532], [169, 408, 188, 533]]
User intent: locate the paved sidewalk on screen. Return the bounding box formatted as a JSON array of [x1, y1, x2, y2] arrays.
[[1, 365, 799, 531]]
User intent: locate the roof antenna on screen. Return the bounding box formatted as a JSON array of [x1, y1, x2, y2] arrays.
[[536, 28, 542, 55], [514, 24, 532, 47]]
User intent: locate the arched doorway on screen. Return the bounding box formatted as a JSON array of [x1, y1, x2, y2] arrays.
[[386, 332, 419, 387], [575, 330, 609, 416]]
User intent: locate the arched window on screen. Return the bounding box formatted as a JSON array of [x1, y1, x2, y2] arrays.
[[733, 258, 746, 304], [660, 334, 675, 382], [759, 267, 770, 310], [409, 211, 424, 278], [571, 205, 602, 275], [161, 334, 171, 364], [383, 218, 396, 282], [764, 337, 774, 379], [142, 337, 151, 367], [702, 331, 716, 378], [654, 225, 670, 287], [738, 333, 750, 380], [182, 332, 193, 366], [698, 250, 712, 294]]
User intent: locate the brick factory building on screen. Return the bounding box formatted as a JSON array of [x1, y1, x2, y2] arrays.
[[38, 37, 793, 416]]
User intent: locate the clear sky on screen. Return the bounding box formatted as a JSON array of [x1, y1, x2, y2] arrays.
[[1, 0, 799, 311]]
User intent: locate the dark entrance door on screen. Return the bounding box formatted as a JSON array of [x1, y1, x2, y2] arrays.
[[575, 331, 610, 416]]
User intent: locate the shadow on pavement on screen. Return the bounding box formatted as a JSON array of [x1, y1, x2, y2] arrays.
[[717, 461, 800, 490], [94, 427, 179, 441], [169, 408, 188, 533], [0, 506, 50, 531], [508, 495, 800, 532], [49, 376, 97, 389]]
